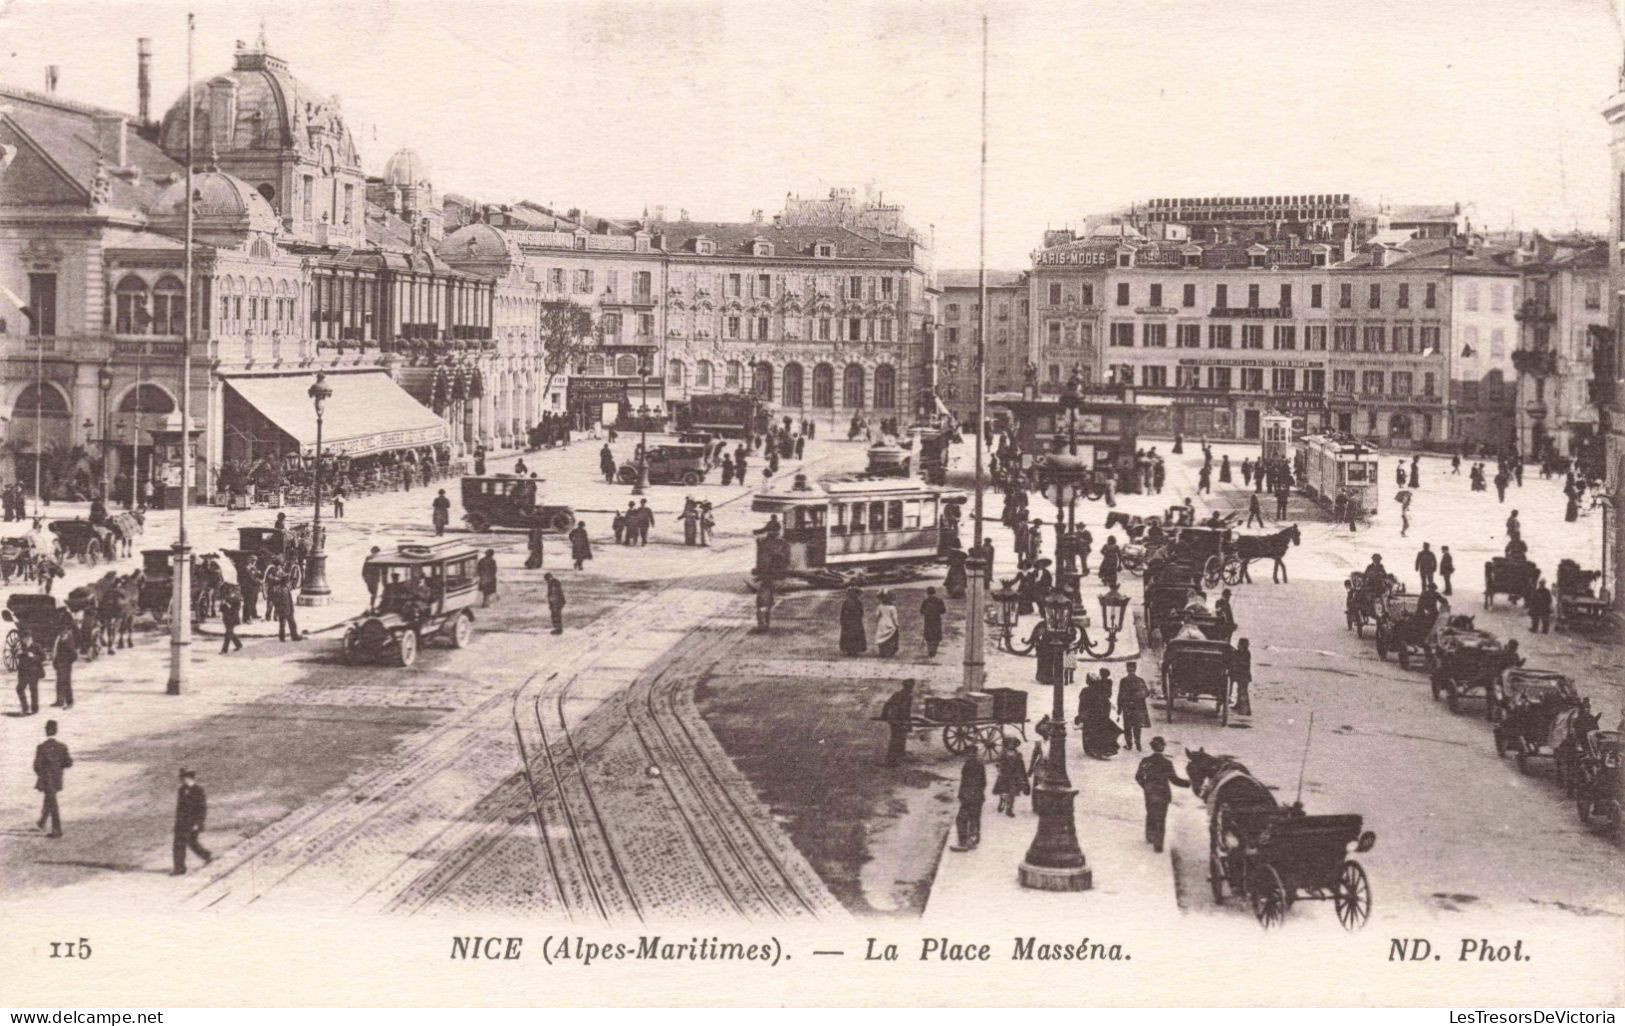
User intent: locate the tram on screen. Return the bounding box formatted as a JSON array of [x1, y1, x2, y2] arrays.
[[1260, 412, 1295, 465], [751, 473, 967, 589], [1295, 433, 1380, 516]]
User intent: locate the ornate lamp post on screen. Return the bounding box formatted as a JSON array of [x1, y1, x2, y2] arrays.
[[298, 372, 334, 606], [988, 578, 1023, 652], [1072, 582, 1131, 658], [632, 354, 652, 495], [96, 364, 113, 497], [1019, 589, 1092, 892]]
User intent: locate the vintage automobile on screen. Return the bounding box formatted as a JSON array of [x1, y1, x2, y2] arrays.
[[1374, 592, 1445, 669], [459, 475, 576, 534], [617, 443, 712, 487], [1573, 729, 1623, 839], [1483, 556, 1539, 610], [1161, 636, 1235, 725], [341, 540, 480, 667], [1490, 668, 1586, 775], [1429, 617, 1514, 716]]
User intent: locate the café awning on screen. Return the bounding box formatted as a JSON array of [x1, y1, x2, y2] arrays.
[[224, 372, 448, 458]]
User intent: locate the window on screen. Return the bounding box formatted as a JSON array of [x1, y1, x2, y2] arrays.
[[725, 361, 743, 388], [1079, 324, 1093, 348], [1392, 371, 1412, 396], [696, 360, 713, 387], [1586, 280, 1602, 310], [752, 315, 768, 339], [1490, 328, 1506, 358], [1116, 283, 1130, 306], [874, 364, 897, 408], [1182, 283, 1196, 308], [115, 275, 149, 334], [818, 317, 832, 341], [881, 277, 894, 299], [753, 361, 775, 400], [697, 240, 716, 256], [1303, 369, 1325, 393], [1110, 322, 1135, 347], [1280, 284, 1292, 308], [602, 312, 623, 337], [1019, 298, 1029, 317], [1248, 284, 1260, 308], [726, 316, 741, 338], [1207, 366, 1232, 391], [1419, 325, 1440, 352], [1465, 281, 1479, 311], [343, 183, 355, 225], [1241, 324, 1263, 349], [1141, 365, 1167, 388], [848, 276, 864, 300], [1149, 283, 1162, 307], [1339, 282, 1352, 308], [1176, 323, 1200, 348], [727, 273, 742, 297], [996, 302, 1009, 321], [1118, 251, 1131, 267], [26, 273, 56, 336], [1080, 285, 1093, 306], [1208, 324, 1232, 349], [1112, 363, 1134, 385], [815, 243, 834, 258], [1272, 325, 1295, 350], [848, 318, 863, 341], [1176, 365, 1202, 390], [756, 274, 772, 298], [574, 269, 593, 293], [668, 359, 686, 387], [301, 175, 313, 221], [1048, 321, 1061, 346], [634, 271, 652, 298], [550, 268, 565, 292], [1361, 370, 1385, 394], [1491, 285, 1505, 313], [1425, 282, 1437, 309], [1368, 283, 1381, 309], [1271, 368, 1295, 393], [1362, 325, 1385, 352], [1333, 369, 1356, 394], [1240, 368, 1264, 391], [639, 312, 655, 337], [1048, 283, 1062, 305], [1249, 252, 1265, 269], [1305, 325, 1327, 351], [1392, 324, 1414, 353], [843, 364, 865, 407], [881, 319, 894, 341], [812, 364, 834, 406], [1423, 371, 1436, 396], [1397, 283, 1410, 309], [946, 303, 960, 321], [1144, 323, 1167, 347], [1215, 284, 1228, 308], [1310, 283, 1323, 309], [1184, 252, 1200, 268]]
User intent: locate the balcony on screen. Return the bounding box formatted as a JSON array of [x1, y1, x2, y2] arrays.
[[603, 291, 657, 308], [1514, 300, 1557, 325], [1511, 349, 1557, 377]]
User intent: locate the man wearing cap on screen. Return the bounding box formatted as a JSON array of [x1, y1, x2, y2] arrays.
[[1133, 737, 1189, 853], [172, 768, 212, 875], [949, 748, 986, 851], [1116, 661, 1151, 752]]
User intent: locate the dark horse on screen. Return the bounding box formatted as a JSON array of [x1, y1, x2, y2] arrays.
[[1185, 747, 1251, 799], [1233, 524, 1300, 584]]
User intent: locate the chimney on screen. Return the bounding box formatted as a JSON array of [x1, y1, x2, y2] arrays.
[[93, 115, 128, 167], [137, 38, 152, 125], [207, 77, 238, 152], [45, 65, 59, 93]]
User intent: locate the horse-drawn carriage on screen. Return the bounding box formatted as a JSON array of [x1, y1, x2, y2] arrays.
[[1161, 636, 1235, 725], [1165, 525, 1240, 590], [1374, 592, 1444, 668], [137, 548, 228, 622], [1489, 668, 1590, 779], [1143, 577, 1234, 648], [63, 571, 140, 658], [224, 525, 309, 591], [341, 540, 480, 667], [1344, 571, 1398, 637], [1, 593, 75, 671], [1555, 559, 1609, 630], [1573, 730, 1623, 839], [48, 519, 116, 566], [0, 534, 43, 584], [1194, 755, 1376, 929], [1483, 556, 1539, 609], [1429, 618, 1514, 716]]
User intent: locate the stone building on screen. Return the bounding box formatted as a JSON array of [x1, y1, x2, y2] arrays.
[[1598, 76, 1625, 607], [1510, 235, 1608, 466], [933, 270, 1028, 420]]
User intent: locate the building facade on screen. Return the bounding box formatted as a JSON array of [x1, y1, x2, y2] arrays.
[[1600, 81, 1625, 607], [1511, 236, 1608, 466], [934, 270, 1028, 420]]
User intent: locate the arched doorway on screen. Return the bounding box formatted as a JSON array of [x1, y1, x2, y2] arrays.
[[843, 364, 865, 408], [874, 364, 896, 409], [8, 382, 74, 498], [812, 364, 835, 408], [783, 363, 804, 407]]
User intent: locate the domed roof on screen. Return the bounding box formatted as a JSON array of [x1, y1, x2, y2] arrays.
[[152, 170, 281, 235], [439, 222, 519, 268], [157, 44, 360, 170], [384, 148, 432, 189]]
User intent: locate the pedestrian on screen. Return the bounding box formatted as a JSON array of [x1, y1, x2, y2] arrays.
[[473, 447, 487, 476], [171, 768, 212, 875], [1451, 453, 1462, 475], [1116, 661, 1150, 752], [950, 748, 986, 851], [241, 557, 263, 622], [1275, 486, 1289, 520], [1152, 458, 1165, 494], [1415, 542, 1437, 592], [1244, 491, 1265, 529], [1214, 588, 1235, 626], [839, 587, 867, 655], [362, 547, 382, 611], [698, 502, 714, 546], [218, 588, 243, 655], [754, 580, 775, 632], [874, 590, 900, 657], [1400, 504, 1410, 538], [920, 586, 946, 657], [33, 719, 70, 838], [1409, 456, 1420, 490], [1506, 509, 1521, 540], [880, 679, 914, 767], [1439, 545, 1455, 596], [612, 509, 626, 545], [1495, 471, 1508, 503], [993, 737, 1029, 816], [432, 489, 451, 536], [477, 548, 498, 607], [16, 635, 44, 715], [1134, 736, 1189, 854], [545, 573, 565, 634], [636, 499, 652, 545], [569, 522, 593, 571], [1528, 579, 1553, 634], [526, 517, 546, 569], [332, 485, 345, 519], [1197, 464, 1211, 494], [270, 564, 303, 641], [1230, 638, 1253, 715], [50, 631, 76, 708], [600, 444, 617, 484], [1346, 494, 1358, 532], [679, 497, 698, 546]]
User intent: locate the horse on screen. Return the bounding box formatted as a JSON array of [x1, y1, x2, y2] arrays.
[[1233, 524, 1300, 584], [98, 574, 138, 653], [1185, 747, 1251, 800]]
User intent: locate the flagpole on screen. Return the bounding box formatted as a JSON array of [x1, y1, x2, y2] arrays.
[[962, 12, 989, 694], [168, 12, 194, 695]]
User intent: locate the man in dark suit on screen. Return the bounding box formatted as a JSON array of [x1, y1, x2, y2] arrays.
[[880, 679, 915, 767], [33, 719, 71, 838], [1134, 736, 1189, 853], [15, 636, 44, 714], [545, 573, 565, 635], [949, 748, 986, 851], [172, 768, 212, 875]]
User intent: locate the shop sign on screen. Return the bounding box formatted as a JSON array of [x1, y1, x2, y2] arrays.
[[1209, 305, 1292, 319], [568, 378, 629, 404], [1134, 247, 1185, 269], [1035, 248, 1112, 268], [1177, 357, 1326, 368], [1270, 248, 1317, 269], [1133, 307, 1180, 316]]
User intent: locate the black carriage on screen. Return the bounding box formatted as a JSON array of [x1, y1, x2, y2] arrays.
[[1, 593, 75, 671], [137, 548, 217, 621], [1483, 556, 1539, 609], [898, 688, 1030, 761], [1429, 620, 1512, 716], [0, 534, 41, 583], [1373, 592, 1442, 669], [1144, 582, 1194, 646], [1490, 668, 1582, 773], [224, 526, 309, 590], [1161, 636, 1234, 724], [48, 519, 115, 566], [1205, 768, 1376, 930], [459, 475, 576, 534], [1344, 572, 1397, 637], [1166, 526, 1241, 589], [1555, 559, 1609, 630], [1574, 730, 1623, 840]]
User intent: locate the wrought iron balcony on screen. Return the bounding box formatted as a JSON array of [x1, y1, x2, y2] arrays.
[[1514, 300, 1557, 325], [1512, 349, 1557, 377]]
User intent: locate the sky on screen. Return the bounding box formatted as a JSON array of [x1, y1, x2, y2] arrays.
[[2, 0, 1622, 268]]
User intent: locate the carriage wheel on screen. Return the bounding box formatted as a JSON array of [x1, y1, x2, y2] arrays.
[[87, 547, 100, 567], [3, 630, 19, 672], [1334, 861, 1372, 931], [1209, 848, 1225, 903], [943, 723, 976, 755], [397, 631, 419, 667], [1248, 864, 1288, 929], [1222, 558, 1244, 586], [1202, 556, 1222, 589], [976, 725, 1003, 762]]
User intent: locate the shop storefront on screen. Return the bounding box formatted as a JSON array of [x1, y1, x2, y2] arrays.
[[222, 371, 449, 463], [567, 376, 667, 431]]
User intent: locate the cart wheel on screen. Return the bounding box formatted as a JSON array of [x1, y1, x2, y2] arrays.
[[1222, 558, 1244, 586], [3, 630, 19, 672], [550, 512, 575, 534], [1248, 865, 1288, 929], [943, 723, 975, 755], [1334, 861, 1372, 931], [465, 514, 490, 533], [681, 471, 703, 487], [450, 612, 473, 649], [1209, 848, 1225, 903], [397, 630, 418, 667], [976, 725, 1003, 762], [1202, 556, 1222, 589]]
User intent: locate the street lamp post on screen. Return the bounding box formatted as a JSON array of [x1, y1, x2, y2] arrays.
[[299, 372, 333, 605], [1018, 590, 1092, 891], [632, 358, 651, 496], [96, 364, 113, 498]]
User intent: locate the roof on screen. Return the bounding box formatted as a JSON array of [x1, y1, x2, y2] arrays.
[[644, 219, 913, 261], [151, 169, 281, 234], [365, 539, 479, 566], [0, 84, 182, 211], [383, 147, 431, 188], [937, 269, 1026, 289], [1385, 203, 1461, 222]]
